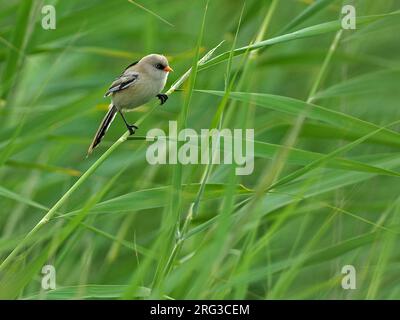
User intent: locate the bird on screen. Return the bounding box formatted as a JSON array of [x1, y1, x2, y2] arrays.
[[87, 54, 173, 155]]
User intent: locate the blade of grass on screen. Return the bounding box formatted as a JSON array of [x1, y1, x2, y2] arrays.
[[270, 119, 400, 190], [279, 0, 334, 34], [1, 0, 36, 100], [24, 285, 151, 300], [0, 166, 126, 297], [151, 1, 209, 291], [127, 0, 174, 27], [196, 89, 400, 147], [198, 11, 400, 70]]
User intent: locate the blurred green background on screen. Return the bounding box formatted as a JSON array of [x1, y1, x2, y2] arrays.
[[1, 0, 400, 299]]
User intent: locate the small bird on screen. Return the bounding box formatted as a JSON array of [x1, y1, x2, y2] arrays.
[[87, 54, 173, 155]]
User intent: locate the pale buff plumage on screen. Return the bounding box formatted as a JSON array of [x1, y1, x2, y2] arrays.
[[109, 54, 170, 110], [87, 54, 172, 155]]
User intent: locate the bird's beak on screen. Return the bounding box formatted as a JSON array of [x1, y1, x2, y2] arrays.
[[164, 66, 173, 72]]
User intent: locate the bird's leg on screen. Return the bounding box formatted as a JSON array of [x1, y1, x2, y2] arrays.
[[156, 93, 168, 105], [118, 110, 138, 135]]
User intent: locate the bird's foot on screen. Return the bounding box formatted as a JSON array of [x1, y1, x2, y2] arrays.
[[127, 124, 138, 135], [156, 93, 168, 105]]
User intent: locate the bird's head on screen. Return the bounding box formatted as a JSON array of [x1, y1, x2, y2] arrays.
[[139, 54, 173, 80]]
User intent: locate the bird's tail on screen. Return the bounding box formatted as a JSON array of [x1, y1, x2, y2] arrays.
[[87, 104, 117, 156]]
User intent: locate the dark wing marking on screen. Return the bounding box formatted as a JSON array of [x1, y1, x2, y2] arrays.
[[104, 73, 139, 97], [113, 61, 139, 80], [124, 60, 139, 71]]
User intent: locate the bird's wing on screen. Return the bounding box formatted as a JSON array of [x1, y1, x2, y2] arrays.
[[104, 71, 139, 97]]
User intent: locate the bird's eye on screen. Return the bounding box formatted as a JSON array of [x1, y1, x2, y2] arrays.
[[155, 63, 164, 70]]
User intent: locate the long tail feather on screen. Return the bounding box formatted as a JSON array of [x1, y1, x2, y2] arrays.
[[87, 104, 117, 156]]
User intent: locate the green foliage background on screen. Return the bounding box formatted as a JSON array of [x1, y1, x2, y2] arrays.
[[0, 0, 400, 299]]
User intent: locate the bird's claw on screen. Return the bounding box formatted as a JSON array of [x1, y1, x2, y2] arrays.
[[156, 93, 168, 105], [127, 124, 138, 135]]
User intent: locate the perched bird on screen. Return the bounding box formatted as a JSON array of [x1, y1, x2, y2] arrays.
[[87, 54, 173, 155]]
